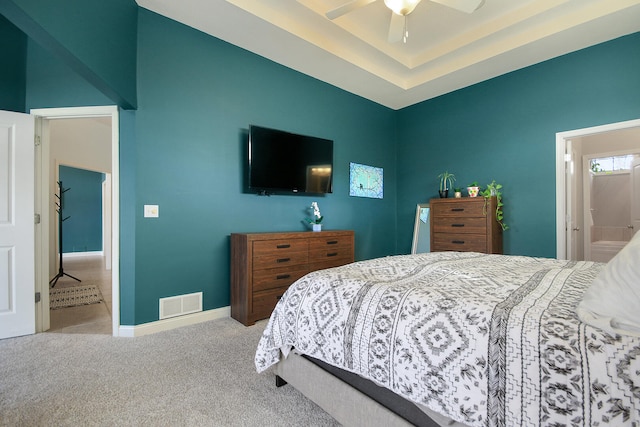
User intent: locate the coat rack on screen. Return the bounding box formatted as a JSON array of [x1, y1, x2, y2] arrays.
[[49, 181, 81, 287]]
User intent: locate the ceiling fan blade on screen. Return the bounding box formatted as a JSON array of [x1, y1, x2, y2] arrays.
[[429, 0, 485, 13], [326, 0, 378, 20], [387, 12, 404, 43]]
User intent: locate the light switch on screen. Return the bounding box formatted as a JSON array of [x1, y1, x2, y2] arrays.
[[144, 204, 159, 218]]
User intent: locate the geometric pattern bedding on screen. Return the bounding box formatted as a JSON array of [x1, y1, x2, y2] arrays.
[[255, 252, 640, 426]]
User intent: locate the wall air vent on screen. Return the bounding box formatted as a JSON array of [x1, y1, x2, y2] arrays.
[[159, 292, 203, 320]]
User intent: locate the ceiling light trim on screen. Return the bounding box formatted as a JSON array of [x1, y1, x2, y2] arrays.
[[137, 0, 640, 109], [406, 0, 640, 88]]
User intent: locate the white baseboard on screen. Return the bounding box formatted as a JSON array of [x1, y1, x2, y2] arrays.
[[63, 251, 104, 258], [117, 305, 231, 337]]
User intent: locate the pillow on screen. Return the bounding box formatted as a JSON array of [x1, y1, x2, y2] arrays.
[[577, 231, 640, 337]]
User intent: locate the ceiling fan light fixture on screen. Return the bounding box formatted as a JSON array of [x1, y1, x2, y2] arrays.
[[383, 0, 421, 16]]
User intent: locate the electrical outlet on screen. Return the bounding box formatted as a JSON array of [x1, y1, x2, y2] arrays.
[[144, 204, 159, 218]]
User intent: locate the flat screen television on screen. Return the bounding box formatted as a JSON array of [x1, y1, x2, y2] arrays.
[[247, 125, 333, 195]]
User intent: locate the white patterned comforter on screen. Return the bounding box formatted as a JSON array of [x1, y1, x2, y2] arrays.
[[255, 252, 640, 426]]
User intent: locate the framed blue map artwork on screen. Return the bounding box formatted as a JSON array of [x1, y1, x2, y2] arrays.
[[349, 163, 383, 199]]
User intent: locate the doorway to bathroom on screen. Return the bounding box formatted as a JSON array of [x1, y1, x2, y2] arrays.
[[556, 120, 640, 261]]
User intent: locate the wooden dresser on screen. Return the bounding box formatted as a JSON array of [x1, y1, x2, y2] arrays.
[[430, 197, 503, 254], [230, 230, 355, 326]]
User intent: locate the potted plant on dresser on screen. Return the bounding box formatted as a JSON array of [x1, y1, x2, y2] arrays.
[[438, 171, 455, 198], [467, 181, 480, 197], [481, 180, 508, 231]]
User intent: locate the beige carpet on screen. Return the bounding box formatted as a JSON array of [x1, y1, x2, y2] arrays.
[[0, 317, 340, 427]]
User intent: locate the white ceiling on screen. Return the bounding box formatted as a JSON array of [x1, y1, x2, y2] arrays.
[[136, 0, 640, 110]]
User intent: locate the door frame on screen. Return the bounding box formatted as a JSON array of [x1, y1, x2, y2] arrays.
[[556, 118, 640, 260], [31, 105, 120, 336]]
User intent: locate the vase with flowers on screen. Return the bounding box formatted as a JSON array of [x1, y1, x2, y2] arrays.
[[306, 201, 324, 231]]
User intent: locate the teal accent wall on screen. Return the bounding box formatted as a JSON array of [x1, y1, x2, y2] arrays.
[[396, 32, 640, 257], [0, 14, 26, 112], [133, 10, 397, 324], [25, 40, 112, 109], [1, 0, 138, 109], [58, 166, 103, 253]]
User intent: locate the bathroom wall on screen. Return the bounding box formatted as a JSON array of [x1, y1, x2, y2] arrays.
[[590, 172, 633, 242]]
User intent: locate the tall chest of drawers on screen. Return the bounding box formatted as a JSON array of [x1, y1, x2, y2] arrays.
[[230, 230, 354, 326], [430, 197, 503, 254]]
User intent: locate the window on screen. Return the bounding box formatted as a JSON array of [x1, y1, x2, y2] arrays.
[[590, 155, 634, 173]]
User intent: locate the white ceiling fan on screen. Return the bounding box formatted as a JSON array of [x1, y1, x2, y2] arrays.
[[326, 0, 485, 43]]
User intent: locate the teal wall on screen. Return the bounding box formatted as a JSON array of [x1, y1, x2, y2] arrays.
[[59, 166, 104, 253], [0, 14, 26, 111], [1, 0, 137, 109], [26, 40, 113, 108], [133, 10, 397, 323], [5, 0, 640, 325], [397, 32, 640, 257]]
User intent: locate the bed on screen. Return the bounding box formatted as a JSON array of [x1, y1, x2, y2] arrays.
[[255, 239, 640, 426]]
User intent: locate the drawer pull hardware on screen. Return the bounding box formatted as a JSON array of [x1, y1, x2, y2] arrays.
[[276, 244, 291, 249], [451, 208, 465, 212], [452, 240, 465, 244], [451, 224, 465, 227], [276, 274, 291, 280], [327, 252, 338, 257], [276, 258, 291, 263], [326, 240, 338, 245]]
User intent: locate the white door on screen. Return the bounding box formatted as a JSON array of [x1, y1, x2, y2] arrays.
[[631, 156, 640, 236], [0, 110, 35, 339]]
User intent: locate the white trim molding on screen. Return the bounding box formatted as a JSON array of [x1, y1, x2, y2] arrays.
[[118, 306, 232, 338]]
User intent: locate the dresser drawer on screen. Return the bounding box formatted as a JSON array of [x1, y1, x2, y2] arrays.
[[253, 238, 308, 255], [309, 235, 353, 267], [432, 233, 487, 252], [253, 265, 309, 292], [309, 234, 353, 250], [309, 245, 353, 262], [309, 257, 352, 272], [252, 287, 288, 320], [432, 216, 487, 234], [431, 200, 485, 217], [252, 240, 308, 270]]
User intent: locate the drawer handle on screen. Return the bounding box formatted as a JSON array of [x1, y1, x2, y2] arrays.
[[451, 208, 465, 212], [276, 274, 291, 280], [276, 244, 291, 249], [452, 240, 465, 244], [451, 224, 465, 227], [326, 252, 338, 257], [326, 240, 338, 245], [276, 258, 291, 263]]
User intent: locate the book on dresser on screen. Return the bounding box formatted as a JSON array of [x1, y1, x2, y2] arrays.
[[430, 197, 503, 254], [230, 230, 355, 326]]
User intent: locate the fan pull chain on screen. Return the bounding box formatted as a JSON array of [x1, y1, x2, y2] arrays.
[[403, 15, 408, 43]]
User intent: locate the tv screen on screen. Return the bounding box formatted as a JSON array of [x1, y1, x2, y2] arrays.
[[247, 125, 333, 195]]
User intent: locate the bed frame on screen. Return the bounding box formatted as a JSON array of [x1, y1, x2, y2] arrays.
[[274, 352, 467, 427]]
